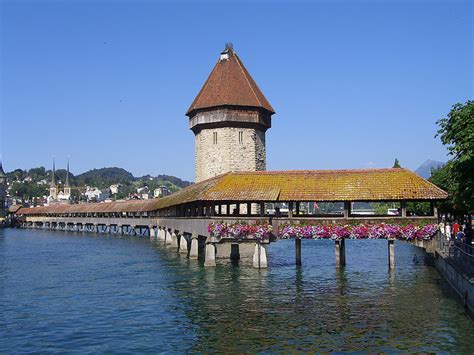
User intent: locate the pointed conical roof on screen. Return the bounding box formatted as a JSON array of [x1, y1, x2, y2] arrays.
[[50, 158, 56, 188], [186, 44, 275, 116], [0, 161, 5, 177], [65, 158, 70, 187]]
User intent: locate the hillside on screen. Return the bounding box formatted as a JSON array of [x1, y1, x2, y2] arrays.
[[5, 166, 193, 200], [76, 168, 134, 186]]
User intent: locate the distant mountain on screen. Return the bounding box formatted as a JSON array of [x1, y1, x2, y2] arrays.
[[415, 160, 445, 179]]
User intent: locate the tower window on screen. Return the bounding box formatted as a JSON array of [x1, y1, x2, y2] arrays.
[[213, 132, 217, 144], [238, 131, 243, 143]]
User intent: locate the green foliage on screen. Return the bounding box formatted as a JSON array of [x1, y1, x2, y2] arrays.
[[10, 181, 48, 199], [373, 202, 398, 215], [406, 201, 431, 216], [393, 158, 401, 168], [28, 167, 47, 181], [436, 101, 474, 159], [7, 169, 27, 182], [434, 101, 474, 213], [75, 168, 134, 188]]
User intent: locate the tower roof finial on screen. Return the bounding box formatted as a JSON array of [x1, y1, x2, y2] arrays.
[[224, 42, 233, 52]]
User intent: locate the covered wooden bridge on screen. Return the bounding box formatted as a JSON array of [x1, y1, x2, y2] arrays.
[[15, 168, 448, 268]]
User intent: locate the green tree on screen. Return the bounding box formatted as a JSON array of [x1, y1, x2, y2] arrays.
[[392, 158, 401, 168], [434, 101, 474, 213]]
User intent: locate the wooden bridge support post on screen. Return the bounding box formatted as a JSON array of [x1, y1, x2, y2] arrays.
[[295, 238, 302, 266], [149, 225, 155, 239], [204, 243, 216, 267], [253, 242, 268, 269], [171, 231, 179, 248], [179, 234, 188, 254], [189, 234, 199, 259], [388, 239, 395, 269], [335, 239, 346, 268], [165, 229, 173, 245], [401, 201, 407, 218]]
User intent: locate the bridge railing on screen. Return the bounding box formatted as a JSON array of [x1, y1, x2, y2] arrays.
[[436, 231, 474, 278]]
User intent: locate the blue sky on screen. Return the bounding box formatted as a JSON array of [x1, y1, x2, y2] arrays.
[[1, 0, 472, 181]]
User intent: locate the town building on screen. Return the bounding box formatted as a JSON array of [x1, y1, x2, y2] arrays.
[[84, 187, 109, 202], [154, 185, 171, 198], [110, 184, 121, 195]]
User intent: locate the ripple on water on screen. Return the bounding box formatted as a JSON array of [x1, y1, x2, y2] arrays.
[[0, 229, 473, 353]]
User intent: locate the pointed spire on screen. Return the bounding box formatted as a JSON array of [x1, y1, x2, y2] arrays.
[[50, 158, 56, 188], [186, 43, 275, 116], [65, 157, 70, 187], [0, 160, 5, 177]]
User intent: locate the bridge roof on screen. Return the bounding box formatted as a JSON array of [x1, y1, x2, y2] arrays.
[[16, 168, 447, 216]]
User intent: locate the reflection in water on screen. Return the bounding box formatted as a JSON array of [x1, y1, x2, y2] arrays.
[[0, 230, 472, 352]]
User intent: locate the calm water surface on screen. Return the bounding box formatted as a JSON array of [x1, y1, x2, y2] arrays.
[[1, 228, 473, 352]]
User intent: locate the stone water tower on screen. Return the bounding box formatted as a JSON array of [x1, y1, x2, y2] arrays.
[[186, 43, 275, 182]]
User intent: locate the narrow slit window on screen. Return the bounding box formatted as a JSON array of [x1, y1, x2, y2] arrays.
[[213, 132, 217, 144], [238, 131, 243, 143]]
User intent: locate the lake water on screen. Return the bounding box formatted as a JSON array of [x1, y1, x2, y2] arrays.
[[1, 228, 473, 352]]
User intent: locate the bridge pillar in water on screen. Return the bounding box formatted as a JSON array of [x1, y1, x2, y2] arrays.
[[179, 234, 188, 254], [165, 229, 173, 245], [204, 243, 216, 267], [388, 239, 395, 269], [149, 225, 155, 239], [335, 239, 346, 268], [253, 243, 268, 268], [171, 231, 179, 248], [295, 238, 302, 266], [189, 234, 199, 259]]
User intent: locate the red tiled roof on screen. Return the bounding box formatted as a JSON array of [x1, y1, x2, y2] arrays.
[[186, 46, 275, 116], [17, 169, 448, 216]]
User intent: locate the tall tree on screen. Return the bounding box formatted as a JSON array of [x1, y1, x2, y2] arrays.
[[434, 101, 474, 213]]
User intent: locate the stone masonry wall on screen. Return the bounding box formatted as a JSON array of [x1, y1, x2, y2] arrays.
[[195, 127, 266, 182]]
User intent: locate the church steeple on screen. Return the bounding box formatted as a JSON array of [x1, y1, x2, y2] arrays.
[[50, 158, 56, 188], [64, 157, 71, 199], [0, 160, 6, 185], [65, 157, 70, 188], [49, 158, 58, 201]]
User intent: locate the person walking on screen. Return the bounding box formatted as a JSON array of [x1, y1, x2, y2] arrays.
[[446, 223, 452, 240], [453, 220, 460, 235]]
